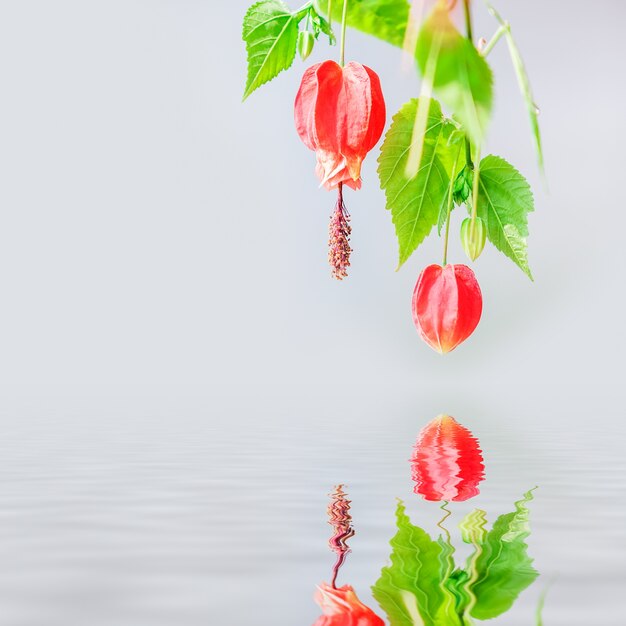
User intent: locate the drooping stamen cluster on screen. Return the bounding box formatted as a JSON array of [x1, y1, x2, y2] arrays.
[[328, 184, 352, 280], [327, 484, 355, 588]]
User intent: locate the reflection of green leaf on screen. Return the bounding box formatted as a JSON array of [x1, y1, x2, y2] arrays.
[[372, 502, 462, 626], [315, 0, 409, 47], [477, 154, 535, 279], [460, 508, 488, 545], [468, 489, 539, 620], [242, 1, 301, 100], [487, 4, 544, 173], [415, 5, 494, 146], [375, 492, 540, 626], [378, 98, 459, 267]]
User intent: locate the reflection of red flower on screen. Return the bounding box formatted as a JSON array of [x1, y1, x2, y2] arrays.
[[410, 414, 485, 502], [294, 60, 386, 190], [313, 583, 385, 626], [412, 264, 483, 353]]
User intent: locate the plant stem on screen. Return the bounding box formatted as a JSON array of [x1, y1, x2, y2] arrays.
[[339, 0, 348, 66], [462, 0, 474, 171], [464, 137, 473, 170], [442, 148, 460, 266], [481, 23, 508, 56], [463, 0, 473, 44], [470, 146, 481, 229], [327, 0, 332, 27], [442, 207, 451, 266], [462, 0, 480, 231]]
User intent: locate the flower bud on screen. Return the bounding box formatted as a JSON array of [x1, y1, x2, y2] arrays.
[[460, 217, 487, 261], [297, 30, 315, 61], [412, 264, 483, 353]]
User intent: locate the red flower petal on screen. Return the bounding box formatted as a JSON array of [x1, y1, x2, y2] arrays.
[[294, 60, 385, 190], [312, 583, 385, 626], [410, 414, 485, 502], [411, 264, 483, 353]]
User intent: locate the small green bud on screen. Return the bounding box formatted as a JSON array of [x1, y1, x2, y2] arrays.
[[297, 31, 315, 61], [452, 165, 472, 205], [460, 217, 487, 261]]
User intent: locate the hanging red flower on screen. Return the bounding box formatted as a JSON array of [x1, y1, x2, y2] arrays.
[[312, 583, 385, 626], [412, 263, 483, 353], [294, 60, 386, 191], [410, 414, 485, 502]]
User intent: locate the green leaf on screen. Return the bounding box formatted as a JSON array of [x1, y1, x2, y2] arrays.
[[378, 98, 458, 268], [416, 5, 494, 146], [309, 5, 335, 44], [467, 489, 539, 620], [487, 4, 544, 173], [476, 155, 535, 279], [372, 502, 462, 626], [242, 1, 301, 100], [315, 0, 409, 47]]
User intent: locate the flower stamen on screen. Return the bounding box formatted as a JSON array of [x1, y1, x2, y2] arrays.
[[328, 184, 352, 280]]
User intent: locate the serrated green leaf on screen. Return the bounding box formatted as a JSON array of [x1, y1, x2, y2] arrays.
[[242, 1, 301, 100], [372, 502, 462, 626], [476, 154, 534, 279], [378, 98, 459, 268], [315, 0, 409, 47], [467, 489, 539, 620], [416, 5, 493, 146], [487, 4, 544, 173]]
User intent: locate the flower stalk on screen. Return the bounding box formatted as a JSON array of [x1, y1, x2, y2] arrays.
[[339, 0, 348, 66]]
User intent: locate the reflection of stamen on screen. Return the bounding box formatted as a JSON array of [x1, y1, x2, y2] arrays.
[[328, 183, 352, 280], [327, 484, 355, 588]]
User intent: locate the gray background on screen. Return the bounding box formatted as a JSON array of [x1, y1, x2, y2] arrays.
[[0, 1, 625, 625]]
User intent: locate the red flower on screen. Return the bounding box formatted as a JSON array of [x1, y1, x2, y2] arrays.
[[410, 414, 485, 502], [412, 264, 482, 353], [312, 583, 385, 626], [294, 60, 386, 190]]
